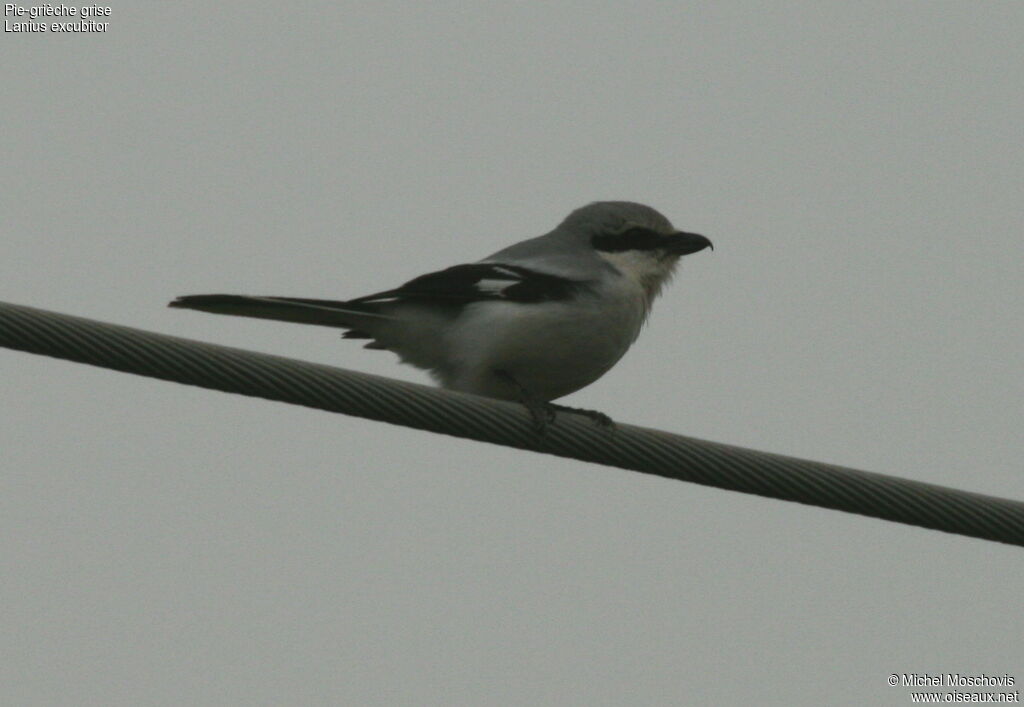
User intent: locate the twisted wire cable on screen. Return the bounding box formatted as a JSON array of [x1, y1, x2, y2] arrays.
[[2, 299, 1022, 547]]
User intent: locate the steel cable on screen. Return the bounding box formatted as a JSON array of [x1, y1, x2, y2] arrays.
[[2, 299, 1022, 547]]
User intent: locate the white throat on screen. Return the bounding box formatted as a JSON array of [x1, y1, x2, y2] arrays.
[[596, 250, 679, 305]]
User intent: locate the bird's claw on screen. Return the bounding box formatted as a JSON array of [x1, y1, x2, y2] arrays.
[[524, 399, 558, 433], [550, 404, 616, 430], [524, 401, 616, 434]]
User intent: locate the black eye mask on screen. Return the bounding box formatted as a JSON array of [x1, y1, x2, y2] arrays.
[[591, 227, 666, 253]]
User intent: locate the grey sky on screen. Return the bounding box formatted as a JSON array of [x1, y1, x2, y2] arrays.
[[3, 2, 1022, 705]]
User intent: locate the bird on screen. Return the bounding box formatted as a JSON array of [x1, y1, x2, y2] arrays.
[[169, 201, 712, 430]]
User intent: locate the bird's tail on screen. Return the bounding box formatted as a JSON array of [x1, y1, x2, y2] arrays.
[[168, 294, 392, 329]]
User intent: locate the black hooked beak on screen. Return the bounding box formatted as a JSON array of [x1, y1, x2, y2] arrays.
[[664, 231, 713, 256]]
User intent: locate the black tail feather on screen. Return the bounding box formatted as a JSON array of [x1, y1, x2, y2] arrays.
[[169, 294, 384, 329]]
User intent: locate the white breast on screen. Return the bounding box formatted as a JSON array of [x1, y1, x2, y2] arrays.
[[440, 277, 648, 401]]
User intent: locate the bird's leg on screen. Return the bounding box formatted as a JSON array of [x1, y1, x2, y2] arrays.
[[493, 370, 556, 433], [493, 371, 615, 432]]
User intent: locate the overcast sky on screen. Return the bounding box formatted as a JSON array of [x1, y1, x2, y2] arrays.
[[3, 2, 1023, 705]]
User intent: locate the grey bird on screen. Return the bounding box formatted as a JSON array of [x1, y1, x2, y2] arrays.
[[170, 201, 712, 429]]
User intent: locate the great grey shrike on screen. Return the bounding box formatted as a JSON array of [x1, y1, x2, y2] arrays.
[[170, 201, 712, 429]]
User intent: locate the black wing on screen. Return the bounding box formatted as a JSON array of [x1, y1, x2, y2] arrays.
[[348, 263, 585, 307]]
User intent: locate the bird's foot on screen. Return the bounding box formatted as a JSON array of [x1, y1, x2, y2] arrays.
[[494, 370, 614, 433], [549, 404, 616, 430], [524, 399, 558, 434]]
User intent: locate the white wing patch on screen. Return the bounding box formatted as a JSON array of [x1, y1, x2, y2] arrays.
[[475, 278, 519, 295]]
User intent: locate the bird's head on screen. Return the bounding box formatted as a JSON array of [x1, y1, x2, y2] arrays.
[[562, 201, 713, 301]]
